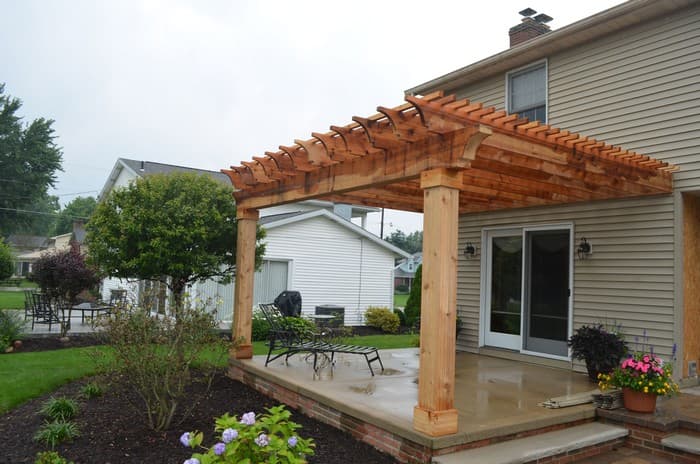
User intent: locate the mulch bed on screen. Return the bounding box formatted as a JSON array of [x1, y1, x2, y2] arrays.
[[0, 339, 400, 464]]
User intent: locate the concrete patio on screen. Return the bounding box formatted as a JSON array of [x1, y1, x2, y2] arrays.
[[23, 312, 102, 336], [230, 348, 599, 459]]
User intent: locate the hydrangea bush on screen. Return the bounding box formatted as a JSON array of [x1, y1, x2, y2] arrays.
[[180, 405, 314, 464]]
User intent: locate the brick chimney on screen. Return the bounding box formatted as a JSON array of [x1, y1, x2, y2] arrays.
[[510, 9, 552, 47]]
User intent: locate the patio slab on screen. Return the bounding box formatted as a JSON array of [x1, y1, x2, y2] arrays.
[[231, 349, 597, 451]]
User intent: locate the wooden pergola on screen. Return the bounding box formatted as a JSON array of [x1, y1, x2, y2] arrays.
[[223, 91, 675, 437]]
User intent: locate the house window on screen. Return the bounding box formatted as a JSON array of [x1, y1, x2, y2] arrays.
[[507, 61, 547, 123]]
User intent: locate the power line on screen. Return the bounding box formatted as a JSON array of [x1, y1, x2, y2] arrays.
[[56, 190, 98, 197], [0, 207, 90, 219]]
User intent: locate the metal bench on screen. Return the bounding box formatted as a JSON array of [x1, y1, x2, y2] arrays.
[[259, 303, 384, 376]]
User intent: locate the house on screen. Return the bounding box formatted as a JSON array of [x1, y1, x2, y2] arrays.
[[405, 0, 700, 380], [225, 0, 697, 439], [98, 158, 408, 323], [393, 252, 421, 291], [5, 234, 48, 276], [8, 222, 88, 276]]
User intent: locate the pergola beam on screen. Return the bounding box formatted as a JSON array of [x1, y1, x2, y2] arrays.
[[233, 126, 488, 210]]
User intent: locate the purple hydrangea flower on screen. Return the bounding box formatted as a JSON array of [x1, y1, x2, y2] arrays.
[[240, 412, 256, 426], [288, 436, 298, 447], [180, 432, 191, 447], [213, 442, 226, 456], [183, 459, 200, 464], [222, 428, 238, 443], [255, 433, 269, 447]]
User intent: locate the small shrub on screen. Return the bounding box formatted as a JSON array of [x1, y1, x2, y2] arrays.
[[365, 307, 400, 334], [280, 316, 316, 336], [181, 405, 314, 464], [0, 238, 13, 281], [395, 284, 409, 294], [251, 310, 271, 341], [404, 264, 422, 328], [95, 304, 229, 431], [34, 451, 74, 464], [34, 420, 80, 448], [568, 324, 627, 381], [39, 397, 79, 421], [80, 382, 102, 399], [393, 308, 407, 327], [410, 335, 420, 347], [0, 309, 25, 349]]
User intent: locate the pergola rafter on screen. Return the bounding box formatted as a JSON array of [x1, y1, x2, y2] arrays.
[[224, 91, 676, 438], [224, 92, 675, 213]]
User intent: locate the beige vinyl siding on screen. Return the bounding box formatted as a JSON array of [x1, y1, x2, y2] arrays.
[[454, 75, 504, 110], [548, 5, 700, 191], [457, 195, 676, 359]]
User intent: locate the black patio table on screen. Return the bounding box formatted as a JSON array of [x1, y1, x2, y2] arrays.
[[71, 302, 113, 324]]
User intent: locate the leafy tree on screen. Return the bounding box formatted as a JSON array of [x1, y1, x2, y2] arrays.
[[0, 238, 14, 280], [404, 264, 422, 328], [87, 172, 266, 311], [52, 196, 97, 235], [385, 229, 423, 254], [30, 247, 100, 304], [0, 83, 63, 236], [16, 194, 60, 236]]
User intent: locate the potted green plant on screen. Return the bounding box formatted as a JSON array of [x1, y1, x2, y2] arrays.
[[568, 324, 627, 381], [598, 351, 679, 413]]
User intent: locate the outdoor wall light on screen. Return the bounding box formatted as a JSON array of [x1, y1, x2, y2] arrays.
[[464, 242, 477, 258], [577, 238, 592, 260]]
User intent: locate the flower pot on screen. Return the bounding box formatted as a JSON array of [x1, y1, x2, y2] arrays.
[[622, 387, 657, 413]]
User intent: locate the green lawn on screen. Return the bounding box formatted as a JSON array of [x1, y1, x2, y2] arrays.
[[394, 293, 409, 308], [17, 280, 38, 288], [2, 334, 414, 413], [0, 290, 26, 310], [0, 346, 104, 413]]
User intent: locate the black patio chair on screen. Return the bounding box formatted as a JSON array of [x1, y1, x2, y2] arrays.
[[31, 293, 61, 331], [259, 303, 384, 376], [109, 289, 128, 312], [24, 290, 35, 321]]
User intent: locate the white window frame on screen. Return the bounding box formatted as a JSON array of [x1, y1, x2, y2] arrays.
[[505, 59, 548, 123]]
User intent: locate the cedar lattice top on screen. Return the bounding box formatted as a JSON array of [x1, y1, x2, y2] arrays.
[[223, 92, 676, 212]]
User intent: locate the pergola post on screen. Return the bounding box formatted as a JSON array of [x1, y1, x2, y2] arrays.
[[413, 168, 460, 437], [232, 207, 259, 359]]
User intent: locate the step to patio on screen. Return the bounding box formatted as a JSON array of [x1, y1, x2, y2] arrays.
[[432, 422, 628, 464], [660, 433, 700, 455]]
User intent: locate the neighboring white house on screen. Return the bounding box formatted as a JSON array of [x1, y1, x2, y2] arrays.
[[97, 158, 409, 324], [10, 222, 88, 276], [393, 252, 421, 291]]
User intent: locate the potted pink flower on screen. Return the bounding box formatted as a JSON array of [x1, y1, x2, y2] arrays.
[[598, 350, 679, 413]]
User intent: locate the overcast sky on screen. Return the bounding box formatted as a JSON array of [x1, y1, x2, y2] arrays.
[[1, 0, 623, 235]]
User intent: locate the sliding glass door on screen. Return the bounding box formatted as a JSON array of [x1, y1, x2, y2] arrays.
[[484, 230, 522, 350], [483, 226, 572, 358], [522, 229, 570, 357]]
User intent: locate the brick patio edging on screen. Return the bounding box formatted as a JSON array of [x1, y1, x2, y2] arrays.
[[597, 409, 700, 464]]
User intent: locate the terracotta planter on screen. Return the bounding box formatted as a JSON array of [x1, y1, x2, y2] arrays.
[[622, 387, 657, 413]]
